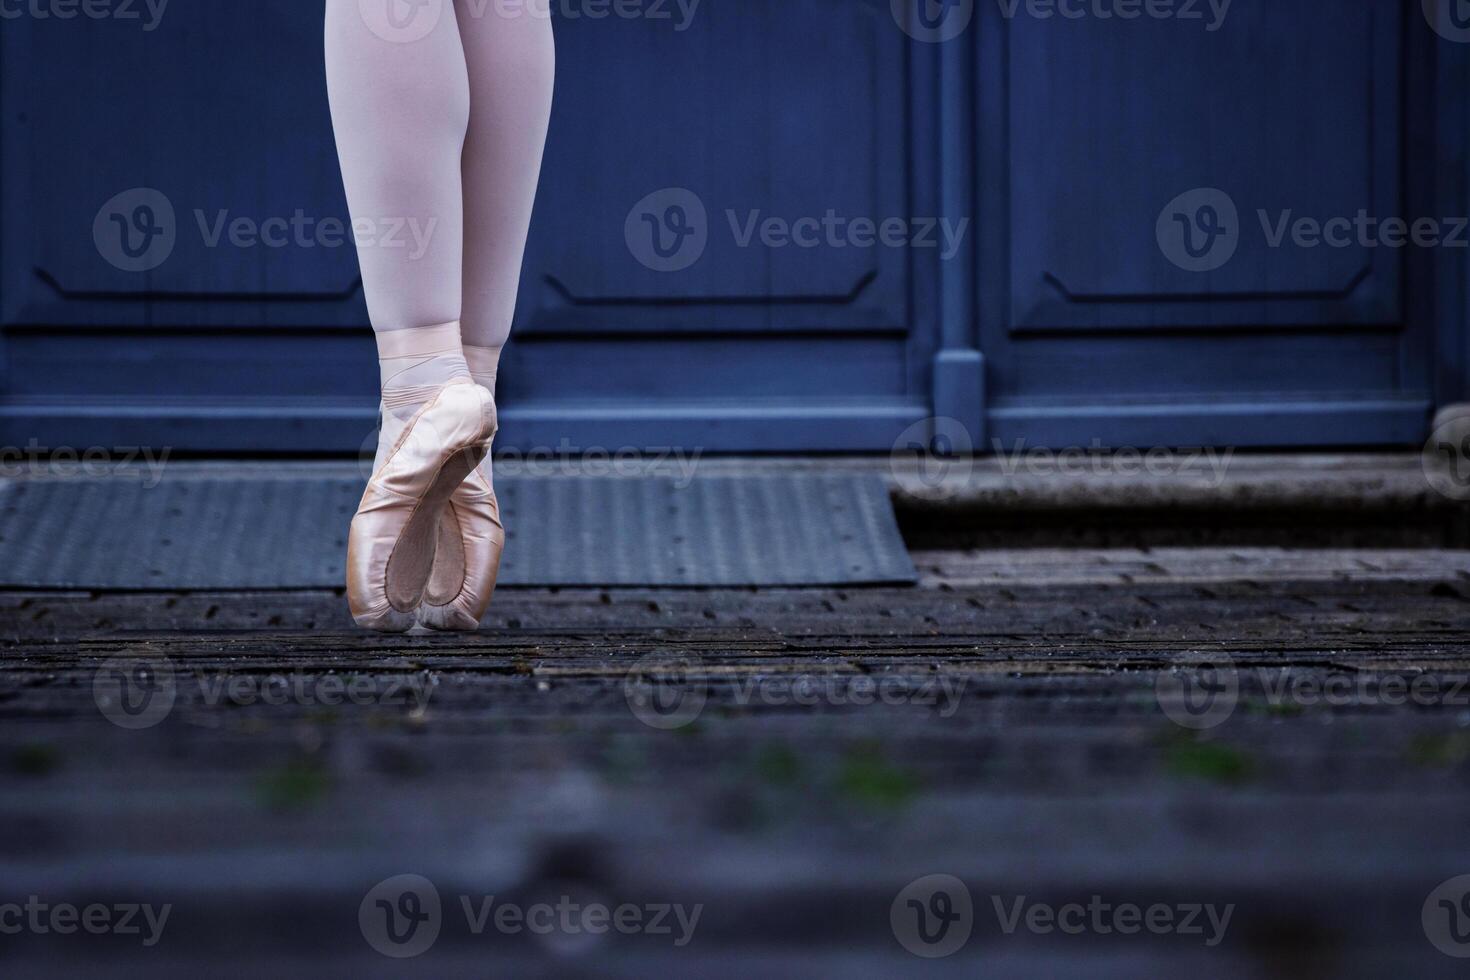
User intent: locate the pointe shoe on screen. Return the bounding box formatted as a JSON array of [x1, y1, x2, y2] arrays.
[[416, 466, 506, 631], [346, 381, 497, 632]]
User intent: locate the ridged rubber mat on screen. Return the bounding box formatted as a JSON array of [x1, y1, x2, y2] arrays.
[[0, 474, 916, 589]]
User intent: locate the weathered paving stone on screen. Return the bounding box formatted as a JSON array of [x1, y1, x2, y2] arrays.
[[2, 548, 1470, 976]]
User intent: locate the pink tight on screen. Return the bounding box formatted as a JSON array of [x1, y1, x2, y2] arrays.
[[324, 0, 555, 356]]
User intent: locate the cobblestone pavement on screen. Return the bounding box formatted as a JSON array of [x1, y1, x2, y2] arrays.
[[3, 548, 1470, 976]]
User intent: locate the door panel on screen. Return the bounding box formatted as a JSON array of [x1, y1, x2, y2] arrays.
[[2, 2, 363, 331], [976, 0, 1438, 448], [1008, 0, 1400, 332], [523, 0, 907, 335], [502, 0, 939, 449]]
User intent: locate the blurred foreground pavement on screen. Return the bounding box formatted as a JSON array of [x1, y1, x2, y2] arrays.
[[2, 457, 1470, 975]]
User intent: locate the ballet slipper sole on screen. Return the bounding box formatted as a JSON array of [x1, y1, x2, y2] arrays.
[[423, 502, 468, 607], [417, 487, 505, 632], [382, 444, 485, 613]]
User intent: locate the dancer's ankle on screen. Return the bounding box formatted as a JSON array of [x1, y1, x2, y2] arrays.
[[461, 343, 503, 484], [373, 321, 471, 472], [462, 343, 502, 397]]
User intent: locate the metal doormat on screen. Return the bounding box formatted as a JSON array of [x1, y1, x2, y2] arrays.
[[0, 473, 917, 590]]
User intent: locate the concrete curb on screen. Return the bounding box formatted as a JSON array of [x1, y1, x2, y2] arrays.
[[7, 452, 1464, 544]]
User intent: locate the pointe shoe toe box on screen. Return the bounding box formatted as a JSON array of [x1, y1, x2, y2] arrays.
[[346, 383, 498, 633]]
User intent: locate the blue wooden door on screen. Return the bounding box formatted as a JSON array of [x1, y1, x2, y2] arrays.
[[967, 0, 1465, 450], [0, 0, 1462, 453], [502, 0, 942, 452]]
